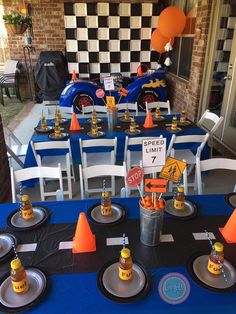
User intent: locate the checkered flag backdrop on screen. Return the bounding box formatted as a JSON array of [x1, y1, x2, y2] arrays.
[[64, 2, 167, 79]]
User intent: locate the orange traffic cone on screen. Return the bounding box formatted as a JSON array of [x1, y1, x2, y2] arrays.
[[70, 112, 81, 131], [219, 209, 236, 243], [72, 212, 96, 253], [143, 110, 154, 128], [137, 64, 142, 77], [71, 70, 77, 82]]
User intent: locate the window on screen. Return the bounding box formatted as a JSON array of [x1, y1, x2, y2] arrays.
[[168, 0, 197, 80]]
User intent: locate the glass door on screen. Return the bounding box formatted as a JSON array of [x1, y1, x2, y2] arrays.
[[203, 0, 236, 152]]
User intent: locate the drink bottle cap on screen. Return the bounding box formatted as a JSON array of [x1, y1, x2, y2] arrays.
[[11, 258, 22, 270], [214, 242, 224, 253], [22, 195, 29, 202], [102, 191, 110, 197], [121, 248, 131, 258], [177, 186, 184, 193]]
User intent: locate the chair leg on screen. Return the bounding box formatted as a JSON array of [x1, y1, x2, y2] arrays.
[[5, 88, 11, 98], [112, 176, 115, 196], [15, 85, 22, 102], [0, 87, 4, 106]]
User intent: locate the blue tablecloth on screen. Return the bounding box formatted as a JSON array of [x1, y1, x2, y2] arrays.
[[0, 195, 235, 314], [24, 115, 208, 169]]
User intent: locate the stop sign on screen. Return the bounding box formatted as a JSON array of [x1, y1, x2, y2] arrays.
[[126, 167, 144, 187]]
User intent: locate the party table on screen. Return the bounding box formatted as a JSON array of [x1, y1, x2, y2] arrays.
[[0, 194, 235, 313], [24, 115, 208, 169]]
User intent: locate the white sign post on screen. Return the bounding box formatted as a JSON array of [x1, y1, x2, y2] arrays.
[[103, 77, 114, 91], [142, 137, 166, 168]]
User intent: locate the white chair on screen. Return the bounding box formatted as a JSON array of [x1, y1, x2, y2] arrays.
[[30, 139, 75, 199], [79, 137, 117, 195], [82, 105, 107, 116], [197, 109, 224, 157], [145, 100, 171, 114], [124, 136, 163, 171], [117, 102, 138, 116], [196, 157, 236, 195], [0, 60, 21, 105], [4, 126, 28, 168], [167, 133, 210, 191], [79, 162, 127, 199], [10, 164, 63, 203], [45, 105, 74, 119]]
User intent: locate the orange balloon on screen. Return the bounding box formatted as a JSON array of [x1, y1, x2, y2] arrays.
[[151, 29, 174, 54], [158, 6, 186, 38]]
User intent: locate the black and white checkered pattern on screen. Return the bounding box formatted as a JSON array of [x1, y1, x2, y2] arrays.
[[214, 2, 236, 75], [64, 2, 167, 79]]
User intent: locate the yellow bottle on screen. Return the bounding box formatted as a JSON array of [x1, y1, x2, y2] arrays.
[[54, 122, 61, 138], [130, 118, 136, 133], [101, 191, 112, 216], [21, 195, 35, 221], [208, 242, 224, 275], [41, 116, 47, 129], [91, 120, 98, 136], [171, 116, 178, 131], [11, 258, 29, 294], [124, 108, 130, 121], [155, 107, 161, 119], [174, 186, 185, 210], [119, 248, 133, 281], [180, 110, 186, 124], [56, 109, 62, 124]]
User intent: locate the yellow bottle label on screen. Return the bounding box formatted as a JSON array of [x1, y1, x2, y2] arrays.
[[174, 199, 185, 210], [180, 117, 186, 123], [119, 267, 132, 281], [12, 278, 29, 293], [208, 259, 222, 275], [101, 205, 112, 216], [22, 209, 35, 221]]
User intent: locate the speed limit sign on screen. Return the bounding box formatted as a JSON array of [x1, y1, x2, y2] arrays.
[[142, 137, 166, 168]]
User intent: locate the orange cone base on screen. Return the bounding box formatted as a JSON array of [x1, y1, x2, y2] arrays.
[[219, 227, 236, 244], [70, 113, 81, 131], [143, 112, 155, 128], [218, 209, 236, 243], [72, 235, 96, 253]]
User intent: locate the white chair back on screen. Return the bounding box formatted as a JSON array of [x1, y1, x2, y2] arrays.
[[82, 105, 107, 115], [4, 60, 19, 75], [31, 139, 74, 199], [167, 133, 210, 157], [196, 157, 236, 194], [198, 109, 224, 135], [45, 105, 74, 119], [117, 102, 138, 116], [79, 137, 117, 166], [10, 164, 63, 202], [79, 162, 127, 199], [145, 100, 171, 114]]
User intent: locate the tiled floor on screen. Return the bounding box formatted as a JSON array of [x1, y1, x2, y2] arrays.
[[7, 102, 236, 203]]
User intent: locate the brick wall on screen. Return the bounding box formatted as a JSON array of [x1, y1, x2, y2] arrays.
[[0, 115, 11, 202], [3, 0, 66, 63], [166, 0, 212, 122]]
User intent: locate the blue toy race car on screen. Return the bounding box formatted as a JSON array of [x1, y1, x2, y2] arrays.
[[60, 67, 167, 113]]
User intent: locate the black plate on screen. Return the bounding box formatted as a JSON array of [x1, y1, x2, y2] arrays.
[[187, 252, 236, 293], [97, 259, 151, 303], [7, 206, 50, 231], [164, 197, 198, 220], [0, 234, 18, 263], [34, 126, 54, 134], [0, 268, 49, 313], [224, 193, 236, 209], [87, 202, 126, 225], [48, 132, 69, 140], [50, 118, 69, 125]]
